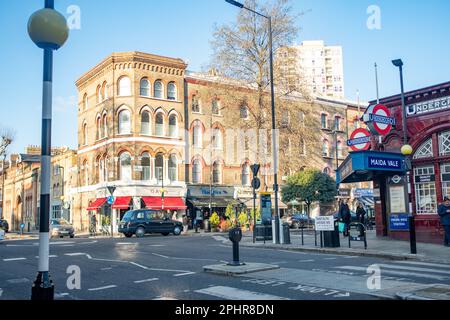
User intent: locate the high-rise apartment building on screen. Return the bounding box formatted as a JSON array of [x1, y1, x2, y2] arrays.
[[278, 40, 345, 98]]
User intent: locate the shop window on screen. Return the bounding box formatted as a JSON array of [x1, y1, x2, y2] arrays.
[[439, 131, 450, 156], [414, 166, 437, 214], [413, 138, 433, 159]]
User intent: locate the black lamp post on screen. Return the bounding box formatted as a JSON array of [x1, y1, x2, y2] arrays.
[[28, 0, 69, 300], [225, 0, 281, 244], [392, 59, 416, 254]]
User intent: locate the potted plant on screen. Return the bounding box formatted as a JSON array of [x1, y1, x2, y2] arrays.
[[209, 212, 220, 232]]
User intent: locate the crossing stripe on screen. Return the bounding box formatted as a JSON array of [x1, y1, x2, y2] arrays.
[[195, 286, 290, 300], [335, 266, 448, 281], [3, 258, 26, 262], [376, 263, 450, 275], [88, 285, 117, 291], [134, 278, 159, 284], [394, 261, 450, 269]]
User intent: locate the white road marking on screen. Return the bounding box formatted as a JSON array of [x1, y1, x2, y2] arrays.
[[101, 267, 113, 271], [153, 296, 178, 300], [195, 286, 290, 300], [35, 255, 57, 259], [50, 241, 75, 245], [152, 253, 170, 259], [88, 285, 117, 291], [376, 263, 450, 275], [7, 278, 30, 284], [116, 242, 135, 245], [324, 257, 337, 260], [0, 288, 3, 297], [65, 253, 86, 256], [395, 261, 450, 269], [336, 266, 448, 281], [3, 258, 26, 262], [173, 272, 196, 277], [298, 259, 315, 263], [134, 278, 159, 284]]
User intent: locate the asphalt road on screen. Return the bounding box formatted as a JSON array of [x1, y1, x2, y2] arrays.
[[1, 234, 449, 300]]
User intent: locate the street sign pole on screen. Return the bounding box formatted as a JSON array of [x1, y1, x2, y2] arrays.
[[250, 164, 260, 244]]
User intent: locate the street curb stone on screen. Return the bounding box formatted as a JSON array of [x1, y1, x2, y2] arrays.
[[203, 263, 280, 276]]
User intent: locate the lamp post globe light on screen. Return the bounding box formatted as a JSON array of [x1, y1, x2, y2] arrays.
[[225, 0, 281, 244], [28, 0, 68, 300]]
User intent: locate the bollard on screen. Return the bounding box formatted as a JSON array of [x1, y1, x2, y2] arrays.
[[409, 216, 417, 254], [301, 223, 304, 246], [228, 227, 244, 266]]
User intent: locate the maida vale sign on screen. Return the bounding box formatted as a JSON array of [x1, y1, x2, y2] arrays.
[[407, 96, 450, 117]]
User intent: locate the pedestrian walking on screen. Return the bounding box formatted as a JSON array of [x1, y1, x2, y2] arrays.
[[182, 214, 188, 234], [172, 210, 178, 221], [90, 213, 97, 237], [356, 203, 366, 225], [438, 197, 450, 247], [339, 199, 351, 237]]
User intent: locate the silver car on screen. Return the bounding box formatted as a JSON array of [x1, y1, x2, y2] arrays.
[[50, 219, 75, 238]]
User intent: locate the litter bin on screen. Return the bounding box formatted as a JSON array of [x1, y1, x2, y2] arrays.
[[323, 219, 340, 248], [203, 219, 211, 233], [281, 223, 291, 245]]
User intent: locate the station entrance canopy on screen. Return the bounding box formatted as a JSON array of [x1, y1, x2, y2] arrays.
[[336, 151, 406, 185]]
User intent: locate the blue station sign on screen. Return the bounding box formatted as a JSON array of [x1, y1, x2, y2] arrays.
[[389, 214, 410, 231], [368, 156, 402, 170]]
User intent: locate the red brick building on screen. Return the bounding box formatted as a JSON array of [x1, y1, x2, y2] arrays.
[[373, 81, 450, 244]]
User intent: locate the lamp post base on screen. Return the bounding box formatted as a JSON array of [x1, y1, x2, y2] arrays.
[[31, 271, 54, 300]]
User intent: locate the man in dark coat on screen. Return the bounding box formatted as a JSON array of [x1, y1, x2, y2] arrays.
[[356, 203, 367, 225], [339, 199, 351, 237], [438, 197, 450, 247]]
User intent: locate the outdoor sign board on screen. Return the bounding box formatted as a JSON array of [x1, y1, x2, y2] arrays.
[[314, 216, 335, 231], [338, 189, 351, 197], [363, 104, 396, 136], [389, 185, 406, 213], [368, 156, 402, 171], [414, 175, 436, 183], [353, 188, 374, 197], [389, 214, 410, 231], [407, 96, 450, 117], [340, 159, 353, 181], [347, 128, 371, 152], [260, 192, 272, 225]]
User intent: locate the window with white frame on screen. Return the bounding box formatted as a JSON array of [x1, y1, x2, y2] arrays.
[[169, 154, 177, 182], [83, 93, 88, 110], [212, 99, 219, 115], [441, 163, 450, 200], [321, 113, 328, 129], [334, 116, 341, 131], [154, 80, 163, 99], [240, 105, 249, 120], [413, 138, 433, 159], [140, 78, 150, 97], [167, 82, 176, 100], [213, 161, 221, 184], [192, 95, 200, 113], [193, 123, 202, 148], [101, 82, 108, 100], [118, 77, 131, 96], [141, 153, 151, 181], [414, 165, 437, 214], [192, 159, 202, 183], [102, 114, 108, 138], [322, 139, 329, 157], [96, 116, 101, 140], [118, 109, 131, 134], [241, 163, 250, 186], [141, 111, 150, 135], [212, 128, 222, 149], [439, 131, 450, 156], [169, 114, 177, 137], [337, 141, 343, 158], [155, 113, 164, 136], [82, 123, 87, 145], [119, 152, 132, 181], [155, 153, 164, 182], [299, 139, 306, 156], [96, 85, 102, 103]]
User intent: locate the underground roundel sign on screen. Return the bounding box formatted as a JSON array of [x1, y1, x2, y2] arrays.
[[364, 104, 396, 136], [347, 128, 371, 152]]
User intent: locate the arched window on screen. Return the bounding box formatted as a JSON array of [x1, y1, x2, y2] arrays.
[[141, 111, 151, 135], [82, 123, 88, 145], [192, 159, 202, 183], [334, 115, 341, 131], [323, 167, 331, 176], [193, 122, 202, 148], [141, 152, 151, 181], [83, 93, 88, 110], [322, 139, 329, 157], [104, 156, 109, 182], [212, 99, 219, 115], [140, 78, 150, 97], [83, 160, 88, 185], [414, 138, 433, 159], [101, 82, 108, 100], [240, 105, 249, 119], [155, 112, 164, 136], [96, 85, 102, 103], [167, 82, 176, 100], [118, 109, 131, 134], [96, 156, 102, 183], [169, 114, 177, 137], [212, 128, 222, 149], [169, 154, 177, 182], [192, 95, 200, 113], [155, 153, 164, 182], [321, 113, 328, 129], [102, 114, 108, 138], [242, 163, 250, 186], [118, 76, 131, 96], [96, 116, 102, 140], [154, 80, 163, 99], [119, 152, 132, 181], [213, 161, 221, 184]]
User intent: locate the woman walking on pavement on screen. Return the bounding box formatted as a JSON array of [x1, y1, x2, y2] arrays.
[[356, 203, 366, 226], [438, 196, 450, 247], [339, 199, 351, 237]]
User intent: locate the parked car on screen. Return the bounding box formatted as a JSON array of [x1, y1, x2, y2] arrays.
[[50, 219, 75, 238], [0, 219, 9, 233], [119, 210, 183, 238], [284, 214, 314, 229]]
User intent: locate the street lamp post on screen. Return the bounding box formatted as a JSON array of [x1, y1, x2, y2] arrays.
[[225, 0, 281, 244], [28, 0, 68, 300], [392, 59, 416, 255]]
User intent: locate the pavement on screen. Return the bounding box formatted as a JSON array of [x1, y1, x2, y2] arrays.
[[1, 233, 450, 301]]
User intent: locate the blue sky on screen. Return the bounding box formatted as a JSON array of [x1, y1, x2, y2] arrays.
[[0, 0, 449, 154]]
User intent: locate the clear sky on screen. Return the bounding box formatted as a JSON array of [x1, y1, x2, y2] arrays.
[[0, 0, 449, 154]]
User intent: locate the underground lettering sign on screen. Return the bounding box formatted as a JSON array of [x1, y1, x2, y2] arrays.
[[368, 157, 401, 170], [364, 104, 396, 136], [347, 128, 371, 151]]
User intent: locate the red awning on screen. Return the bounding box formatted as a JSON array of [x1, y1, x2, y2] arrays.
[[142, 197, 187, 210], [87, 198, 107, 211], [112, 196, 132, 210]]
